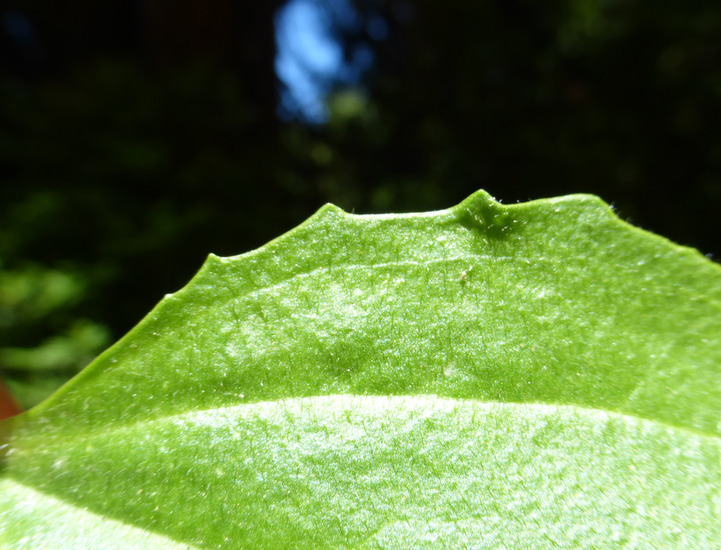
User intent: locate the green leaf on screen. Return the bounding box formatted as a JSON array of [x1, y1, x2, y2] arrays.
[[2, 190, 720, 548]]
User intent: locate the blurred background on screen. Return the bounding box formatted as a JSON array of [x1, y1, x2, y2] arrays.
[[1, 0, 720, 411]]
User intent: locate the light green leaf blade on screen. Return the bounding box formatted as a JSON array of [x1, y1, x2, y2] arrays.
[[2, 190, 720, 547]]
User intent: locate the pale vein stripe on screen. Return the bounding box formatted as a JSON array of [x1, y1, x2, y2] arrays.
[[0, 478, 197, 550]]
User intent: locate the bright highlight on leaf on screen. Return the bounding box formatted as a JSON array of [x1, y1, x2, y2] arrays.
[[1, 190, 720, 548]]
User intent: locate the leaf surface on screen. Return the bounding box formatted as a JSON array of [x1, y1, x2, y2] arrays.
[[2, 190, 720, 548]]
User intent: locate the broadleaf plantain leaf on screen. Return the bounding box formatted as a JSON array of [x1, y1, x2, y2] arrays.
[[2, 190, 720, 548]]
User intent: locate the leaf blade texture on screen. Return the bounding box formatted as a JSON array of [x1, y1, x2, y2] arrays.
[[2, 190, 720, 548]]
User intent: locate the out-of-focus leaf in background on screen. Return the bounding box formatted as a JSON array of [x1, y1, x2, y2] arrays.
[[0, 263, 109, 408], [1, 0, 721, 407]]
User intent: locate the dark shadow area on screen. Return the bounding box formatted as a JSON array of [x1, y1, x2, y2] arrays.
[[1, 0, 720, 405]]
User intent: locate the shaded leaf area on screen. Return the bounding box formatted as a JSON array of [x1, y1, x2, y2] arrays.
[[4, 397, 720, 548], [19, 191, 721, 436], [2, 191, 721, 546]]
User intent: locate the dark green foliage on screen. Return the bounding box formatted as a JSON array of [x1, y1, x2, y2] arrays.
[[1, 0, 720, 405]]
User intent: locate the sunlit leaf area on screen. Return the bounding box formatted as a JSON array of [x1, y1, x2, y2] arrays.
[[2, 191, 720, 547]]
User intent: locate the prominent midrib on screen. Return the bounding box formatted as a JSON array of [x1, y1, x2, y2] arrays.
[[10, 394, 721, 454]]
